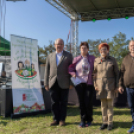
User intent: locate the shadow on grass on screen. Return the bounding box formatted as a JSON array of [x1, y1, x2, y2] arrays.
[[43, 106, 131, 117], [90, 122, 132, 129], [0, 116, 21, 126], [113, 121, 132, 129], [94, 110, 131, 116], [65, 122, 79, 125], [44, 106, 80, 117], [50, 121, 132, 129], [17, 108, 132, 119], [0, 116, 21, 121], [0, 121, 8, 126]]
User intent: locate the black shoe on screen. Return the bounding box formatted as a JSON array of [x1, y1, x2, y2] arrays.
[[107, 125, 113, 130], [100, 124, 108, 130]]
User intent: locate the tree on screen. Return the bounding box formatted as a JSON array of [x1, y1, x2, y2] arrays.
[[38, 32, 132, 66], [87, 32, 131, 68], [88, 39, 101, 57], [109, 32, 130, 67], [38, 40, 55, 64]]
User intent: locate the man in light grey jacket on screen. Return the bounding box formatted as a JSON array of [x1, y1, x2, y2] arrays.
[[44, 38, 73, 126]]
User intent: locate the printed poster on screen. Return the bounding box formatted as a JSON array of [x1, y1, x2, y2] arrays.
[[11, 35, 45, 114]]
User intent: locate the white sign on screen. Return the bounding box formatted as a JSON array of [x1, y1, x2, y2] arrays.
[[71, 77, 82, 86], [11, 35, 45, 114], [0, 63, 3, 76]]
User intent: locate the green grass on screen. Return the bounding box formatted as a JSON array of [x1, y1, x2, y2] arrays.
[[0, 106, 132, 134]]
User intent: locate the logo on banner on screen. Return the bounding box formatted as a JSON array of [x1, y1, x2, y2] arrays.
[[22, 94, 27, 101], [15, 59, 37, 80]]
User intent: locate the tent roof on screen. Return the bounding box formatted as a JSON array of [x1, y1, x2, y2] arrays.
[[0, 36, 10, 56], [62, 0, 134, 12], [47, 0, 134, 21], [0, 36, 10, 45]]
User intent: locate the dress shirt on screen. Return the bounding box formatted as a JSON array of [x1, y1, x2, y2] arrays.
[[56, 51, 63, 66]]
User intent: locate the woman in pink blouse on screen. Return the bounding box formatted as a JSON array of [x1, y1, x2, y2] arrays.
[[68, 42, 95, 128]]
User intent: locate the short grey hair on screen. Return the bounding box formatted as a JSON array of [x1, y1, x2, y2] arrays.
[[54, 38, 64, 45], [129, 40, 134, 46]]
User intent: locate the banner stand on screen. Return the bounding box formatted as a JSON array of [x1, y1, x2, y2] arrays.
[[11, 35, 46, 116]]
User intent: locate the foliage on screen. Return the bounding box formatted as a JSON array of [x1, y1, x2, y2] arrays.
[[38, 32, 132, 66], [87, 32, 131, 68], [38, 40, 55, 64]]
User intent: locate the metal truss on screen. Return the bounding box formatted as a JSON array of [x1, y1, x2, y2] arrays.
[[45, 0, 79, 20], [45, 0, 79, 56], [6, 0, 26, 1], [71, 20, 78, 57], [80, 7, 134, 21], [44, 1, 134, 21]]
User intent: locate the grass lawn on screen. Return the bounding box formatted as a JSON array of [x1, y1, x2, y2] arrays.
[[0, 106, 132, 134]]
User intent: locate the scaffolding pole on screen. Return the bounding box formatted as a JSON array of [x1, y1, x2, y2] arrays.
[[71, 20, 78, 57], [45, 0, 79, 57]]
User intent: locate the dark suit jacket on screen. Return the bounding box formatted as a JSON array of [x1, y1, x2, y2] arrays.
[[44, 50, 73, 89]]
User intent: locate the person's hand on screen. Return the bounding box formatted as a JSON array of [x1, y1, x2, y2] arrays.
[[45, 85, 49, 91], [69, 85, 74, 89], [95, 87, 99, 91], [72, 74, 76, 78], [118, 87, 124, 94]]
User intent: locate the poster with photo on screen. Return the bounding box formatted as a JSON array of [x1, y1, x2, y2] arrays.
[[11, 35, 45, 114]]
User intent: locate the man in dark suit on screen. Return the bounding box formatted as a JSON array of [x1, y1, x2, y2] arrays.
[[119, 40, 134, 133], [44, 38, 73, 126]]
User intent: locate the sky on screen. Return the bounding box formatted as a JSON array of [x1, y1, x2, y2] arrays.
[[1, 0, 134, 48]]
